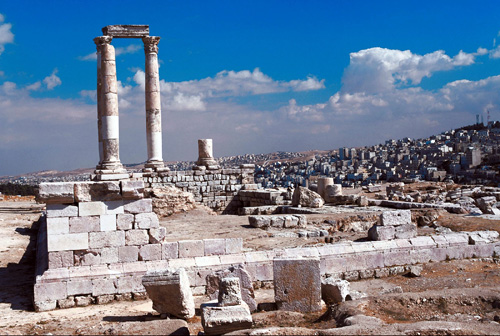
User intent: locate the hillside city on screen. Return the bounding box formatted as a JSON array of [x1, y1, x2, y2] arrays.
[[1, 122, 500, 194]]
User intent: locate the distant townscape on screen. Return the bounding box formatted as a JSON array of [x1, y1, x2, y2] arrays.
[[1, 122, 500, 195]]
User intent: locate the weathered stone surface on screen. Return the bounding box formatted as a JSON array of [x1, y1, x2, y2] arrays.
[[162, 242, 179, 259], [273, 257, 321, 313], [178, 240, 204, 258], [218, 277, 242, 307], [74, 250, 101, 266], [46, 204, 78, 218], [249, 214, 307, 229], [476, 196, 500, 215], [201, 302, 252, 335], [74, 181, 121, 202], [79, 201, 106, 217], [69, 216, 100, 233], [139, 244, 162, 261], [89, 231, 125, 248], [134, 212, 159, 229], [149, 227, 166, 244], [37, 182, 75, 204], [324, 184, 343, 202], [116, 213, 134, 230], [48, 251, 74, 268], [102, 25, 149, 38], [380, 210, 412, 226], [292, 187, 324, 208], [121, 180, 145, 199], [151, 186, 197, 218], [206, 265, 257, 312], [142, 268, 195, 319], [47, 233, 88, 252], [124, 199, 153, 214], [368, 225, 395, 241], [394, 223, 417, 239], [118, 245, 139, 262], [46, 217, 69, 235], [126, 229, 149, 246], [321, 278, 350, 305], [204, 238, 226, 256]]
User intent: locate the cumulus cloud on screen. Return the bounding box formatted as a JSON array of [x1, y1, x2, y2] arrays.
[[0, 13, 14, 55], [79, 44, 142, 61]]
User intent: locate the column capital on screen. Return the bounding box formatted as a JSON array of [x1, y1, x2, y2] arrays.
[[142, 36, 160, 54], [93, 36, 113, 48]]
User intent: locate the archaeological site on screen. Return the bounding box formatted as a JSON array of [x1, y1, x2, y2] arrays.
[[1, 25, 500, 335]]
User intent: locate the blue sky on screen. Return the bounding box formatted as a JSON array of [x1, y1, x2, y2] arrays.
[[1, 1, 500, 176]]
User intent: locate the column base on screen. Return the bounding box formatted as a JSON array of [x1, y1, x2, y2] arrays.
[[143, 161, 168, 172], [197, 158, 217, 167], [96, 161, 127, 174]]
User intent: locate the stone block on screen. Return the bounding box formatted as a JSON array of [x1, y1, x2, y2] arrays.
[[179, 240, 204, 258], [121, 180, 145, 199], [139, 244, 162, 261], [409, 249, 431, 264], [57, 297, 75, 309], [74, 250, 101, 266], [394, 223, 417, 239], [104, 200, 124, 215], [92, 278, 117, 296], [321, 256, 347, 274], [119, 246, 139, 262], [100, 214, 117, 231], [89, 231, 125, 249], [149, 227, 166, 244], [125, 229, 149, 246], [380, 210, 412, 226], [34, 300, 57, 312], [273, 257, 321, 313], [124, 198, 153, 214], [46, 204, 78, 218], [248, 215, 270, 228], [46, 217, 69, 235], [96, 294, 115, 304], [142, 268, 195, 319], [48, 251, 74, 268], [321, 278, 350, 304], [162, 242, 179, 259], [204, 238, 226, 256], [168, 258, 196, 269], [201, 303, 252, 336], [37, 182, 75, 204], [409, 236, 436, 249], [134, 212, 159, 229], [225, 238, 243, 254], [79, 201, 106, 217], [444, 233, 469, 246], [116, 213, 134, 230], [219, 254, 246, 265], [47, 233, 89, 252], [218, 277, 243, 307], [74, 181, 121, 202], [34, 282, 67, 302], [368, 225, 395, 241], [383, 250, 411, 267], [75, 296, 92, 307], [429, 247, 448, 262], [123, 261, 148, 274], [117, 275, 144, 294], [67, 280, 93, 296], [69, 216, 100, 233]]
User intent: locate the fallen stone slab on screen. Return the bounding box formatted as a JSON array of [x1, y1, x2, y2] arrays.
[[292, 187, 324, 208], [380, 210, 412, 226], [218, 277, 243, 307], [142, 268, 195, 319], [201, 302, 253, 335], [321, 278, 350, 305]]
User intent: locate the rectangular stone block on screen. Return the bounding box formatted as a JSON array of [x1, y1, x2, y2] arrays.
[[119, 246, 139, 262], [117, 213, 134, 230], [74, 250, 101, 266], [368, 225, 395, 240], [69, 216, 100, 233], [37, 182, 75, 204], [100, 214, 117, 231], [149, 227, 166, 244], [195, 255, 220, 267], [104, 200, 124, 215], [409, 249, 431, 264], [117, 275, 144, 294], [92, 278, 117, 296], [162, 242, 179, 259], [46, 217, 69, 235], [101, 247, 119, 264], [122, 261, 148, 274], [273, 257, 321, 313], [74, 181, 121, 202], [48, 251, 74, 268], [67, 279, 92, 296], [320, 256, 348, 274], [380, 210, 412, 226], [179, 240, 204, 258], [47, 233, 88, 252], [146, 260, 169, 272], [126, 229, 149, 246], [34, 282, 67, 302], [102, 25, 149, 38], [139, 244, 162, 261], [124, 199, 152, 214], [383, 250, 411, 267], [219, 253, 246, 265], [121, 180, 145, 199], [410, 236, 436, 249], [351, 241, 375, 253], [204, 238, 226, 256], [46, 204, 78, 218], [168, 258, 196, 269], [429, 247, 448, 262], [394, 223, 417, 239], [134, 212, 159, 229], [225, 238, 243, 254], [444, 233, 469, 246], [89, 231, 125, 249], [79, 201, 106, 216]]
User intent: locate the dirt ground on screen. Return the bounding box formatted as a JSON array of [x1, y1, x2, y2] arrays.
[[1, 198, 500, 335]]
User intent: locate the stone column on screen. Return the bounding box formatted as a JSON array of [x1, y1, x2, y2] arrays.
[[317, 177, 334, 199], [95, 36, 124, 171], [197, 139, 217, 166], [94, 37, 104, 168], [142, 36, 164, 170]]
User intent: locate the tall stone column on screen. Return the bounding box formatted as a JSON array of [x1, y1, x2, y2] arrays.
[[95, 36, 124, 171], [143, 36, 164, 170], [94, 37, 104, 168], [197, 139, 217, 166]]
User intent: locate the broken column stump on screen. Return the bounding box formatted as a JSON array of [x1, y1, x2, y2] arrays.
[[273, 257, 321, 313]]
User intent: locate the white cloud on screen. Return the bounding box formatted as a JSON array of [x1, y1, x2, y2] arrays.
[[79, 44, 142, 61], [490, 45, 500, 59], [0, 14, 14, 55], [43, 69, 62, 90], [26, 81, 41, 91]]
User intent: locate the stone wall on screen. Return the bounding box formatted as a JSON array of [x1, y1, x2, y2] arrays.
[[142, 164, 255, 214], [238, 188, 293, 208]]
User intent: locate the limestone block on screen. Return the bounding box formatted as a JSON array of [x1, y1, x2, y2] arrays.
[[225, 238, 243, 254], [100, 247, 119, 264], [380, 210, 412, 226], [409, 236, 436, 249], [142, 268, 195, 319], [383, 250, 411, 267], [74, 181, 121, 202], [124, 199, 153, 214], [67, 280, 93, 296], [273, 257, 321, 313], [104, 200, 124, 215], [74, 296, 92, 307], [292, 186, 324, 208], [47, 233, 88, 252], [178, 240, 204, 258], [218, 277, 243, 307], [92, 278, 117, 296], [149, 227, 166, 244], [69, 216, 100, 233], [37, 182, 75, 204], [121, 180, 145, 199], [46, 217, 69, 235], [34, 282, 68, 302], [57, 297, 75, 309], [139, 244, 162, 261], [100, 214, 117, 231], [162, 242, 179, 259], [204, 238, 226, 256], [444, 233, 469, 246], [201, 302, 252, 335], [79, 202, 106, 217], [119, 246, 139, 262], [321, 278, 350, 304], [134, 212, 159, 229], [74, 250, 101, 266], [116, 213, 134, 230], [117, 275, 144, 294], [46, 204, 78, 218], [368, 225, 395, 241], [89, 231, 125, 249], [324, 184, 343, 202], [48, 251, 74, 268], [126, 229, 149, 246], [248, 215, 271, 228]]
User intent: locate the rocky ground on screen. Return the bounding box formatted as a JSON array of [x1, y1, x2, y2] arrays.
[[1, 195, 500, 335]]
